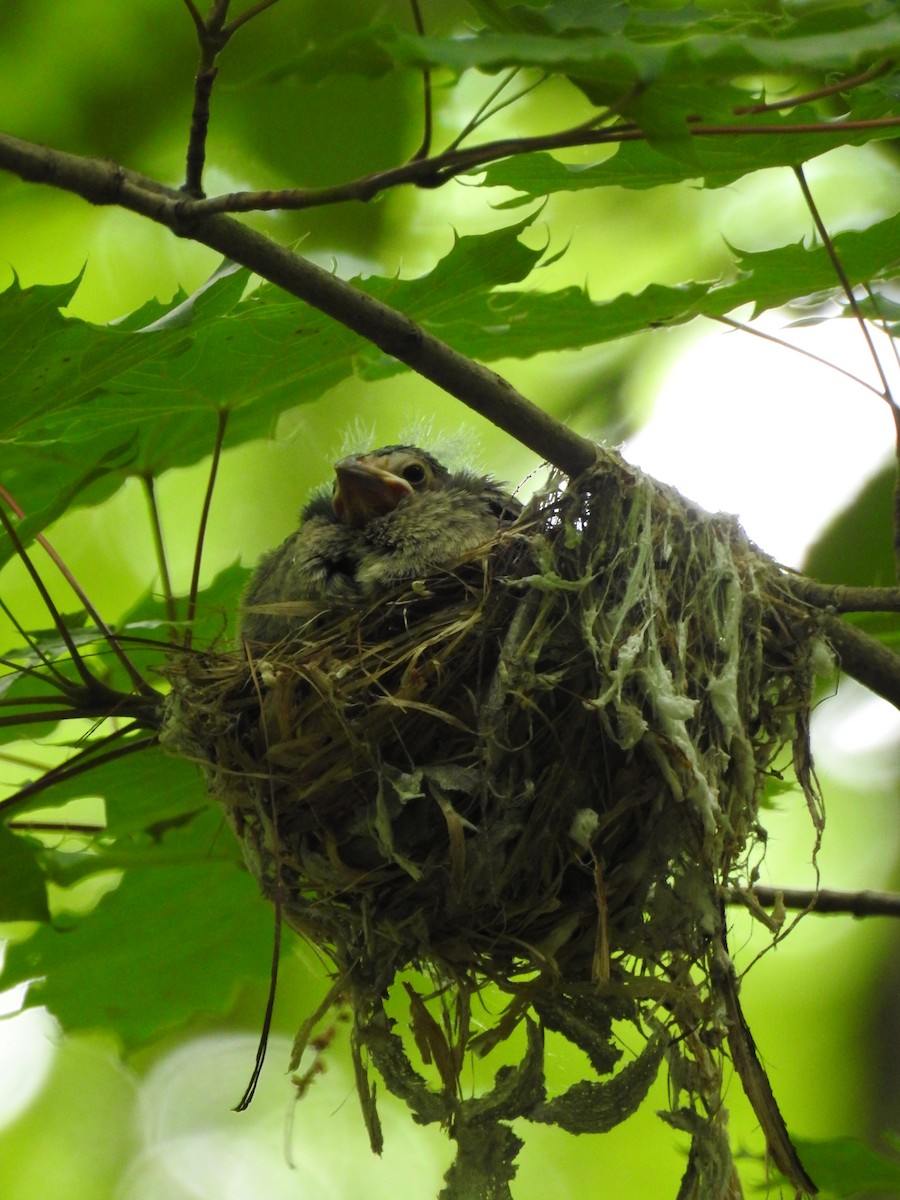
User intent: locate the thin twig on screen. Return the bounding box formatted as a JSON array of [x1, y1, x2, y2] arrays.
[[0, 708, 111, 728], [173, 113, 900, 217], [7, 820, 105, 834], [0, 500, 106, 693], [234, 639, 284, 1112], [181, 0, 281, 196], [734, 60, 893, 115], [710, 314, 886, 401], [184, 408, 229, 649], [0, 485, 156, 696], [793, 164, 900, 580], [407, 0, 433, 162], [234, 897, 282, 1110], [141, 473, 178, 627], [224, 0, 280, 38], [0, 595, 77, 694], [793, 165, 898, 418], [861, 285, 900, 580], [0, 727, 157, 816], [444, 68, 524, 153]]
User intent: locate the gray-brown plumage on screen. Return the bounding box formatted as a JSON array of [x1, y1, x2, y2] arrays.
[[240, 445, 521, 644]]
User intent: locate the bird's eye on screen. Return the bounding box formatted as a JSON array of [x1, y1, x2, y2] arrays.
[[401, 463, 427, 485]]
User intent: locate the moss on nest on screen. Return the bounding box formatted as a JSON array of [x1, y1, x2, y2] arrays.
[[162, 447, 827, 1197]]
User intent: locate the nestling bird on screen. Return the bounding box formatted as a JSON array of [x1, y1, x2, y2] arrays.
[[240, 445, 521, 644]]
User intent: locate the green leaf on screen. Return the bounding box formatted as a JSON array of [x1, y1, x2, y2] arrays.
[[3, 206, 898, 556], [0, 437, 137, 569], [5, 740, 207, 836], [788, 1136, 900, 1197], [0, 275, 191, 442], [259, 23, 402, 85], [803, 464, 896, 588], [480, 101, 900, 199], [1, 859, 273, 1051], [379, 20, 900, 86], [114, 561, 250, 662], [399, 210, 900, 363], [0, 824, 50, 921]]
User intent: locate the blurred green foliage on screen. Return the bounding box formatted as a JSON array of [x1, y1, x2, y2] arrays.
[[0, 2, 898, 1198]]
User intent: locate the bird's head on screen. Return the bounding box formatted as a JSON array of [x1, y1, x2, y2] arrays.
[[332, 446, 451, 529]]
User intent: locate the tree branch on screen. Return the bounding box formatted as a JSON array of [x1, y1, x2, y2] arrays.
[[181, 0, 282, 196], [787, 577, 900, 613], [1, 131, 898, 712], [0, 132, 600, 479], [818, 609, 900, 708], [171, 114, 900, 218], [737, 885, 900, 919]]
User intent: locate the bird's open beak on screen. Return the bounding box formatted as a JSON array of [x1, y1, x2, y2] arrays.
[[333, 455, 414, 528]]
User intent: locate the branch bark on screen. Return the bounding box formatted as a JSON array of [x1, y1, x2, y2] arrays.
[[0, 132, 600, 479], [1, 131, 898, 710], [738, 885, 900, 919], [172, 115, 900, 218]]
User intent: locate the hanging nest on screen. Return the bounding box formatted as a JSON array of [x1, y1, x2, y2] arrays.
[[162, 447, 827, 1198]]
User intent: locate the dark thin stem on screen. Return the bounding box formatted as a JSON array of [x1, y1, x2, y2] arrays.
[[234, 899, 281, 1110], [234, 641, 284, 1112], [181, 0, 280, 197], [0, 501, 101, 693], [176, 113, 900, 217], [734, 60, 893, 115], [184, 408, 229, 649], [862, 285, 900, 581], [408, 0, 432, 161], [0, 596, 76, 694], [0, 486, 156, 697], [141, 473, 178, 627], [224, 0, 280, 37], [8, 821, 105, 834], [458, 75, 549, 144], [0, 708, 108, 728], [711, 314, 885, 401], [445, 69, 524, 153], [793, 164, 900, 580], [0, 728, 157, 816], [792, 164, 898, 416], [181, 0, 206, 36]]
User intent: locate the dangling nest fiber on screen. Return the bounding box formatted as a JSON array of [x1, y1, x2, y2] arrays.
[[162, 448, 827, 1197]]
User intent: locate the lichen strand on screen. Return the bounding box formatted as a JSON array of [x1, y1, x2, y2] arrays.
[[162, 449, 826, 1198]]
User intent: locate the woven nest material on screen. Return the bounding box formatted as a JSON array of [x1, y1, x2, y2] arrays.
[[162, 448, 827, 1192]]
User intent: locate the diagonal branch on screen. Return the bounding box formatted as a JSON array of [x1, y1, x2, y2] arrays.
[[1, 135, 599, 477], [0, 484, 157, 697], [0, 132, 898, 712], [0, 726, 158, 817]]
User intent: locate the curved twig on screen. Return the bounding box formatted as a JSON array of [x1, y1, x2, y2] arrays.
[[171, 114, 900, 218]]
